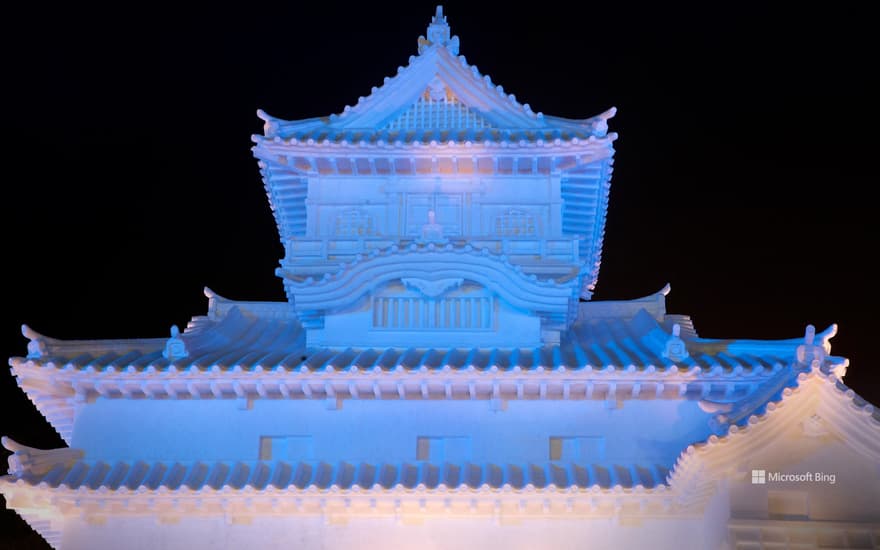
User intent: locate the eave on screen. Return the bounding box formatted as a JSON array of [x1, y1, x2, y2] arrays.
[[10, 354, 790, 446], [9, 291, 826, 444], [0, 478, 699, 541], [253, 133, 616, 177]]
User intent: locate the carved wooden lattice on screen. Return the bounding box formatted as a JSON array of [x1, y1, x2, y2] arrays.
[[334, 210, 375, 237], [372, 296, 493, 330], [384, 91, 493, 130], [494, 209, 537, 236]]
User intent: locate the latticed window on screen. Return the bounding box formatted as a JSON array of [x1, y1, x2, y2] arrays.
[[384, 91, 493, 130], [334, 210, 375, 237], [372, 296, 493, 330], [494, 209, 537, 236]]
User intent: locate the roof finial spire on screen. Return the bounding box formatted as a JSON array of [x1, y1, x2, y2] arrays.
[[418, 5, 460, 55], [796, 323, 825, 369]]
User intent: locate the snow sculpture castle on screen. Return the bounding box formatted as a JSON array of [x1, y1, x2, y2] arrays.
[[3, 7, 879, 550]]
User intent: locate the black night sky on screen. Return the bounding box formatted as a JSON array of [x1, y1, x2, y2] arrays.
[[1, 2, 876, 547]]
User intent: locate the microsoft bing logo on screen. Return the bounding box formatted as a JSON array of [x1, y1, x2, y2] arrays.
[[748, 469, 836, 484]]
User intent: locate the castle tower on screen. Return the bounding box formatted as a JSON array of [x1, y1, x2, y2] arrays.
[[253, 6, 616, 348], [3, 8, 878, 550]]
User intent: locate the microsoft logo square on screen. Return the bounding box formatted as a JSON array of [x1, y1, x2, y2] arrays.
[[751, 470, 766, 484]]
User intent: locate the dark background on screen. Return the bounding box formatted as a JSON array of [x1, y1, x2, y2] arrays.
[[1, 2, 876, 547]]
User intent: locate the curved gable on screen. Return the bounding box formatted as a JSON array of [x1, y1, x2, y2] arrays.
[[283, 245, 579, 347]]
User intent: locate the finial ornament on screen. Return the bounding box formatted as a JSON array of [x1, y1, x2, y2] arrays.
[[418, 6, 460, 55], [662, 323, 689, 362], [427, 75, 448, 101], [796, 324, 825, 368], [22, 324, 48, 359], [591, 107, 617, 138], [163, 324, 189, 361]]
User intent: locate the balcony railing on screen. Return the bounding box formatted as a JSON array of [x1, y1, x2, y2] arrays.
[[283, 236, 580, 264]]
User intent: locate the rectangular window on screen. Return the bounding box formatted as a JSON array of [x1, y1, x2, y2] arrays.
[[549, 436, 605, 461], [416, 437, 432, 461], [549, 437, 563, 461], [372, 296, 492, 330], [259, 436, 274, 460], [258, 435, 314, 461], [416, 436, 471, 461]]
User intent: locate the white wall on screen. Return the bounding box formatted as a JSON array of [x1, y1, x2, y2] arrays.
[[71, 397, 713, 465], [60, 513, 718, 550], [728, 433, 880, 523], [305, 175, 560, 239]]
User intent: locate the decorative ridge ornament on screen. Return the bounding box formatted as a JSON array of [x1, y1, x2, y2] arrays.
[[163, 325, 189, 361], [662, 323, 689, 362], [796, 324, 826, 369], [418, 6, 460, 55], [401, 277, 464, 298], [22, 324, 48, 359], [2, 436, 84, 477], [591, 107, 618, 137]]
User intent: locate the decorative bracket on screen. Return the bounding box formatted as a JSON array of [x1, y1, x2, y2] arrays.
[[401, 277, 464, 298]]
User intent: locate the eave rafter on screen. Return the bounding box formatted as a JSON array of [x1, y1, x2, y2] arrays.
[[0, 479, 699, 534], [11, 354, 788, 446], [254, 137, 616, 178]]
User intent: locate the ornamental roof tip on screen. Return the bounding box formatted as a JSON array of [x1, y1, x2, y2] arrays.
[[418, 5, 460, 56], [21, 324, 50, 359], [21, 323, 42, 341], [2, 437, 84, 478], [820, 322, 838, 349], [1, 435, 25, 453]]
